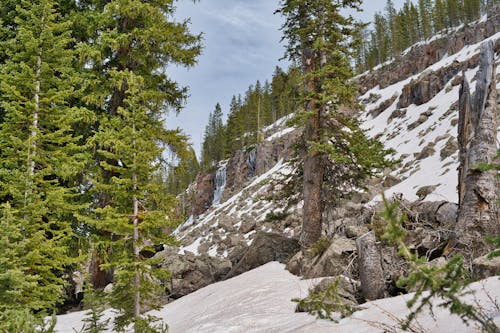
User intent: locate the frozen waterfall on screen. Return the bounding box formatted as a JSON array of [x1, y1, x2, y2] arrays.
[[247, 149, 257, 177], [212, 162, 227, 206]]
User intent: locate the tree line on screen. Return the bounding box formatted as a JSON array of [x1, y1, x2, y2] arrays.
[[0, 0, 200, 332], [354, 0, 498, 73], [199, 66, 301, 170]]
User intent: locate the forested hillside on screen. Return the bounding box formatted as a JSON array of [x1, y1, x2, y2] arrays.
[[354, 0, 497, 71]]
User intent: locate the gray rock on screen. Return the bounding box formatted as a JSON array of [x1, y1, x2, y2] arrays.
[[155, 247, 232, 299], [440, 137, 458, 160], [305, 237, 357, 278], [239, 219, 256, 233], [286, 251, 306, 276], [382, 175, 401, 188], [473, 254, 500, 279], [345, 225, 370, 239], [226, 231, 300, 278], [295, 276, 360, 317]]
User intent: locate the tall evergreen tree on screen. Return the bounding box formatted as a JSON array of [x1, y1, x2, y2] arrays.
[[0, 0, 88, 322], [277, 0, 393, 248], [418, 0, 433, 39], [76, 0, 201, 330]]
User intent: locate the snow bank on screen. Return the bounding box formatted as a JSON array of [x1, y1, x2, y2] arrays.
[[55, 262, 499, 333]]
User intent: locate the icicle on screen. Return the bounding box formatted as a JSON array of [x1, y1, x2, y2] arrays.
[[247, 149, 257, 177], [212, 162, 227, 206]]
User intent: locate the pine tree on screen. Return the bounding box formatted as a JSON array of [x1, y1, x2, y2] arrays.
[[277, 0, 393, 248], [418, 0, 433, 39], [0, 0, 88, 321], [89, 70, 179, 332], [212, 103, 226, 161], [77, 0, 201, 331], [226, 95, 244, 153], [434, 0, 448, 32], [385, 0, 398, 56]]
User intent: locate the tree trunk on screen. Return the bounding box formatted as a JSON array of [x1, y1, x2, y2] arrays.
[[300, 149, 324, 248], [132, 118, 141, 329], [299, 45, 324, 249], [356, 231, 385, 301], [455, 41, 499, 258], [133, 192, 140, 327], [24, 46, 42, 211]]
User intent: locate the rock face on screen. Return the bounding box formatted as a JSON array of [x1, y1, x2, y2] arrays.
[[397, 56, 479, 109], [178, 124, 301, 218], [226, 231, 300, 278], [223, 149, 256, 201], [455, 41, 499, 256], [192, 172, 215, 217], [357, 5, 500, 94], [256, 129, 301, 175], [155, 247, 232, 299]]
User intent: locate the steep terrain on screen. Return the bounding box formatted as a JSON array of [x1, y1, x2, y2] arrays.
[[57, 8, 500, 332], [163, 8, 500, 294]]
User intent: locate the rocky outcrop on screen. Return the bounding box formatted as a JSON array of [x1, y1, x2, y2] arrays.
[[256, 129, 301, 175], [397, 56, 479, 109], [226, 231, 300, 278], [455, 41, 500, 256], [295, 276, 360, 317], [287, 236, 357, 278], [155, 247, 232, 299], [223, 149, 256, 201], [192, 172, 215, 217], [357, 5, 500, 94]]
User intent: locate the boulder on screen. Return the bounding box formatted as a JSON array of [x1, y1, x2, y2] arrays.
[[155, 247, 232, 299], [226, 231, 300, 278], [239, 219, 256, 234], [345, 225, 370, 239], [305, 236, 357, 278], [473, 254, 500, 279], [286, 251, 306, 276]]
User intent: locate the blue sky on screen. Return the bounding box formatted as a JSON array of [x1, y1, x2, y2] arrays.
[[168, 0, 405, 157]]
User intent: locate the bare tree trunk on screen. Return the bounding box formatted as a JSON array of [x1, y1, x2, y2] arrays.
[[24, 47, 42, 211], [356, 231, 385, 300], [133, 191, 140, 326], [132, 119, 141, 330], [455, 41, 499, 258]]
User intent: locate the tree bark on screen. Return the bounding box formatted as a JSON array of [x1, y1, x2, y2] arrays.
[[299, 45, 324, 249], [455, 41, 499, 257], [356, 231, 385, 300], [132, 119, 141, 329], [24, 46, 42, 212]]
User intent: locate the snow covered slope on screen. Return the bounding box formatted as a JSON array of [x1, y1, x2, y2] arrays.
[[55, 262, 500, 333], [175, 31, 500, 259], [361, 32, 500, 203]]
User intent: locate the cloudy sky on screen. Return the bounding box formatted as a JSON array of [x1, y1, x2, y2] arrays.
[[168, 0, 405, 157]]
